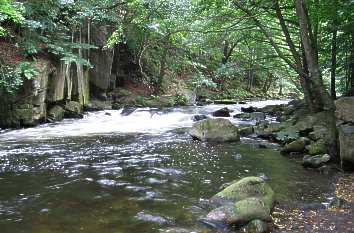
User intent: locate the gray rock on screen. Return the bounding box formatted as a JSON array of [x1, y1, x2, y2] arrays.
[[241, 219, 269, 233], [234, 113, 251, 119], [335, 97, 354, 123], [191, 114, 208, 122], [250, 112, 266, 121], [135, 211, 172, 225], [64, 101, 83, 118], [302, 154, 331, 168], [47, 105, 65, 122], [338, 124, 354, 171], [189, 118, 240, 142], [212, 107, 231, 117]]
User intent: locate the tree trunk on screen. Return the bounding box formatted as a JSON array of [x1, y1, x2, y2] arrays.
[[350, 31, 354, 96], [295, 0, 335, 111], [295, 0, 337, 159], [330, 27, 337, 99]]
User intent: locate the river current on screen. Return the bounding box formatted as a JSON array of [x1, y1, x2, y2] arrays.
[[0, 100, 331, 233]]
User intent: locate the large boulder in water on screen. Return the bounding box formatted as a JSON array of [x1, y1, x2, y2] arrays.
[[210, 177, 275, 210], [189, 118, 240, 142], [335, 97, 354, 123], [338, 124, 354, 171], [212, 107, 231, 117], [206, 197, 271, 225]]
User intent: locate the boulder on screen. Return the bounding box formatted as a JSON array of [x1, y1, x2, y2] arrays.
[[212, 107, 231, 117], [47, 105, 65, 122], [239, 125, 254, 137], [302, 154, 331, 168], [309, 125, 330, 141], [64, 101, 83, 118], [210, 177, 275, 210], [234, 113, 251, 120], [259, 105, 284, 115], [241, 106, 258, 113], [189, 118, 240, 142], [281, 137, 307, 154], [206, 198, 271, 225], [338, 124, 354, 171], [241, 219, 268, 233], [191, 114, 208, 122], [306, 139, 327, 155], [250, 112, 266, 121], [335, 97, 354, 123]]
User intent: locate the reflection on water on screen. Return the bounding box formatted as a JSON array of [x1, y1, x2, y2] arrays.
[[0, 100, 331, 233]]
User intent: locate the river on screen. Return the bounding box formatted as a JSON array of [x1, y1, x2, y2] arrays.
[[0, 100, 332, 233]]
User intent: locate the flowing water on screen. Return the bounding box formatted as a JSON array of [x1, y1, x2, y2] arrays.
[[0, 100, 332, 233]]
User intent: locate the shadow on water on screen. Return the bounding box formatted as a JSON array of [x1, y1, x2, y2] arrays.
[[0, 101, 331, 233]]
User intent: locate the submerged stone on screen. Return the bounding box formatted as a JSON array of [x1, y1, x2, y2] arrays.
[[241, 219, 268, 233], [189, 118, 240, 142], [302, 154, 331, 168]]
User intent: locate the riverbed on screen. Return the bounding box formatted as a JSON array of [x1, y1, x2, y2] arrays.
[[0, 100, 332, 233]]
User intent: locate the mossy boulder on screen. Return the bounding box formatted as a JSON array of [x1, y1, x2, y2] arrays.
[[206, 198, 271, 225], [239, 125, 254, 137], [307, 139, 327, 155], [210, 177, 275, 210], [281, 137, 307, 154], [189, 118, 240, 142]]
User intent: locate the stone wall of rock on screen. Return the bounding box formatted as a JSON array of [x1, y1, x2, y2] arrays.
[[0, 58, 89, 128]]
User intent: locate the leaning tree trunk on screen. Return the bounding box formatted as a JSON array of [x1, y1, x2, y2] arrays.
[[350, 30, 354, 96], [295, 0, 338, 158]]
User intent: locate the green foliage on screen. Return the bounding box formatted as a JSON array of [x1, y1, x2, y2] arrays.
[[188, 72, 217, 90], [15, 62, 39, 80], [0, 0, 24, 37], [275, 127, 300, 142]]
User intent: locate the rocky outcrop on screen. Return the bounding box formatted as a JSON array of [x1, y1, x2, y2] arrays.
[[335, 97, 354, 123], [189, 118, 240, 142], [335, 97, 354, 171], [338, 124, 354, 171]]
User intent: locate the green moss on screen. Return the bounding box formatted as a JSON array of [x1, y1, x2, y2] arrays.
[[307, 139, 327, 155]]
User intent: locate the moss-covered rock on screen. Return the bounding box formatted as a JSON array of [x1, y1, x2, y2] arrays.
[[307, 139, 327, 155], [206, 198, 271, 225], [210, 177, 275, 210], [189, 118, 240, 142], [281, 137, 307, 154], [212, 107, 231, 117]]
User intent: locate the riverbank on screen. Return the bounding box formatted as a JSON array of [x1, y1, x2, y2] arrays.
[[272, 173, 354, 233]]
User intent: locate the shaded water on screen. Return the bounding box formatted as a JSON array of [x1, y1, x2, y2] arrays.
[[0, 101, 331, 233]]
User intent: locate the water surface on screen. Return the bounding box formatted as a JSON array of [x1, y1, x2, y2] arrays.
[[0, 100, 331, 233]]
